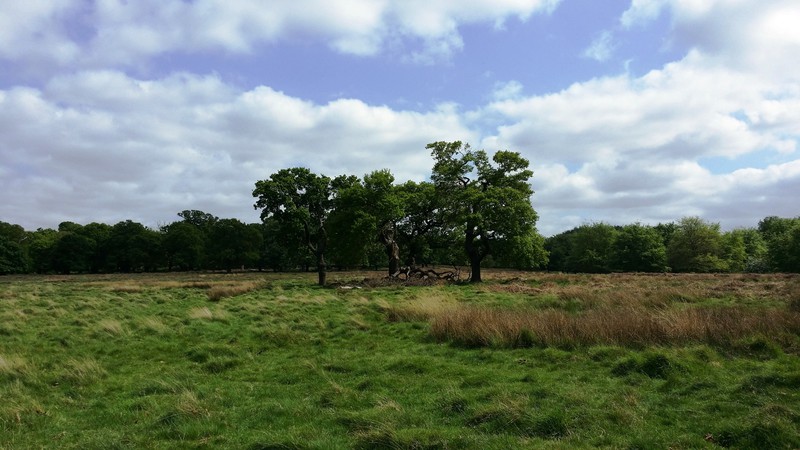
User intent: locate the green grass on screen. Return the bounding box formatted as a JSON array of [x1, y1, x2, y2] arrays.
[[1, 271, 799, 449]]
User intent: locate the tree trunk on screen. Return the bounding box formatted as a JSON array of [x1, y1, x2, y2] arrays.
[[465, 227, 483, 283], [380, 224, 401, 277], [316, 242, 328, 286], [470, 255, 482, 283], [317, 251, 326, 286], [388, 242, 400, 276]]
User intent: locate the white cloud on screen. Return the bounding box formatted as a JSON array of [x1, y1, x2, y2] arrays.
[[0, 0, 563, 71], [477, 0, 800, 234], [583, 30, 616, 62], [1, 0, 798, 238], [492, 80, 524, 101], [0, 1, 83, 71], [621, 0, 800, 81], [0, 71, 474, 229]]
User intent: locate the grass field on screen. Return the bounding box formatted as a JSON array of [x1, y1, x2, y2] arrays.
[[1, 270, 799, 449]]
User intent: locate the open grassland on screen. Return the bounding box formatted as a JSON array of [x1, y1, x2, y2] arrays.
[[1, 271, 799, 449]]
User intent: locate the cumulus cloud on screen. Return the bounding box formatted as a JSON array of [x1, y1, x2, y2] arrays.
[[621, 0, 800, 81], [0, 71, 473, 229], [0, 0, 562, 72], [477, 1, 800, 234], [1, 0, 798, 238]]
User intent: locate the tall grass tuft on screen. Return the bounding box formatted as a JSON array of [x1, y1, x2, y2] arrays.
[[61, 358, 106, 385], [107, 284, 143, 293], [207, 281, 262, 301], [139, 316, 169, 334], [382, 295, 454, 322], [0, 354, 30, 380], [188, 306, 229, 322], [426, 306, 800, 349], [97, 319, 127, 336]]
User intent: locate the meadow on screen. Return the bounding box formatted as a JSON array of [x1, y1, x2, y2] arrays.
[[1, 270, 799, 449]]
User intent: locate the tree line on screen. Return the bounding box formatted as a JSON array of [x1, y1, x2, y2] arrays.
[[545, 216, 800, 274], [1, 141, 799, 279], [0, 142, 546, 282]]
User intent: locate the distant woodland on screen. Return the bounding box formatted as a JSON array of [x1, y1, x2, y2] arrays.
[[2, 142, 799, 280]]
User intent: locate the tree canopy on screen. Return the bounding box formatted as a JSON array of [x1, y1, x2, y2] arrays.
[[2, 140, 799, 279], [429, 141, 543, 282]]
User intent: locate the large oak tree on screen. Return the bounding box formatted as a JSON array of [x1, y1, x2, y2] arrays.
[[253, 168, 356, 285], [428, 141, 540, 282]]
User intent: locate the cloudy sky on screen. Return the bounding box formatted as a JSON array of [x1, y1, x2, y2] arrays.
[[1, 0, 798, 236]]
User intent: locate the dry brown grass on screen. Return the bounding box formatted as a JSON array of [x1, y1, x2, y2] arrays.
[[426, 306, 800, 348], [479, 272, 799, 308], [207, 281, 263, 301], [107, 284, 143, 293], [382, 294, 456, 322]]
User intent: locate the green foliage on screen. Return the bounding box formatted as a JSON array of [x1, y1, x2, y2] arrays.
[[0, 236, 25, 274], [395, 180, 451, 266], [0, 221, 27, 274], [720, 229, 748, 272], [162, 220, 205, 270], [428, 141, 538, 282], [490, 229, 549, 270], [564, 222, 618, 273], [328, 169, 404, 271], [258, 217, 310, 272], [52, 228, 95, 274], [759, 216, 800, 272], [613, 223, 667, 272], [206, 219, 262, 272], [25, 228, 59, 273], [253, 168, 356, 284], [81, 222, 112, 272], [543, 228, 576, 272], [107, 220, 162, 272], [667, 217, 725, 272]]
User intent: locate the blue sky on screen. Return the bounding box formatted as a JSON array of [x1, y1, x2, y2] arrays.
[[1, 0, 798, 236]]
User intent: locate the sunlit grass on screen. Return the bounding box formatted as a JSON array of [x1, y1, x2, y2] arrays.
[[0, 271, 798, 449]]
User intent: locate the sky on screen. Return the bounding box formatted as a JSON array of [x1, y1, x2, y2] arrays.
[[1, 0, 798, 237]]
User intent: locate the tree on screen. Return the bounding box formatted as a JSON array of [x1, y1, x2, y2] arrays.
[[26, 228, 58, 273], [667, 217, 725, 272], [429, 141, 538, 282], [395, 180, 444, 267], [107, 220, 162, 272], [162, 220, 205, 271], [82, 222, 112, 273], [544, 228, 578, 272], [0, 221, 27, 274], [613, 223, 667, 272], [258, 216, 310, 272], [654, 222, 677, 249], [720, 230, 748, 272], [206, 219, 262, 272], [730, 227, 768, 272], [178, 210, 218, 230], [329, 169, 405, 275], [52, 223, 95, 274], [253, 168, 355, 285], [490, 229, 549, 270], [759, 216, 800, 272], [563, 223, 619, 273]]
